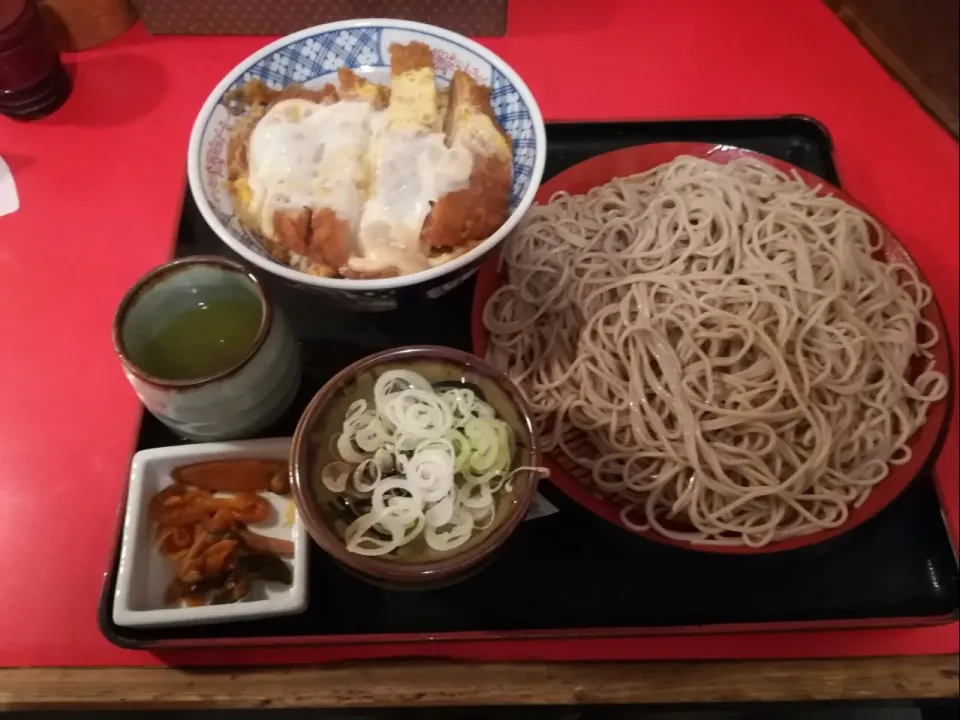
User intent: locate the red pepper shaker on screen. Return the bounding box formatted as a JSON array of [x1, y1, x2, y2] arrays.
[[0, 0, 71, 120]]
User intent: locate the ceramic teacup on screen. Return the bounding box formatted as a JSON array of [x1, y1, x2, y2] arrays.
[[113, 256, 301, 441]]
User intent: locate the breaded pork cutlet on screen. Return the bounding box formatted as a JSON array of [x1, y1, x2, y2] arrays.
[[258, 100, 355, 274], [341, 42, 440, 280], [387, 41, 438, 133], [227, 78, 339, 110], [231, 73, 392, 276], [435, 88, 450, 132], [337, 67, 390, 109], [281, 71, 406, 274], [420, 70, 512, 249], [225, 81, 340, 189], [226, 41, 515, 279], [226, 81, 342, 269]]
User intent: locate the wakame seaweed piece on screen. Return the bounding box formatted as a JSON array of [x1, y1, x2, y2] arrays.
[[237, 554, 294, 585]]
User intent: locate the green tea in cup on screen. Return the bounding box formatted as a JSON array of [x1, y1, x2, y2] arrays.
[[132, 289, 262, 381], [114, 256, 301, 441]]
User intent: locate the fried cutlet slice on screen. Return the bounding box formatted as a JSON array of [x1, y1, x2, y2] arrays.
[[443, 71, 511, 160], [420, 71, 512, 249], [271, 82, 339, 106], [435, 88, 450, 132], [387, 42, 438, 132], [335, 68, 390, 200], [227, 79, 339, 111], [232, 83, 360, 273], [337, 67, 389, 108], [340, 42, 439, 279], [227, 82, 338, 179], [227, 81, 339, 242], [269, 207, 352, 273], [272, 208, 311, 257], [309, 208, 353, 269], [419, 154, 511, 249]]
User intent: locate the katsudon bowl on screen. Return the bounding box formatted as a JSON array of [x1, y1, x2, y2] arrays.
[[187, 18, 546, 312]]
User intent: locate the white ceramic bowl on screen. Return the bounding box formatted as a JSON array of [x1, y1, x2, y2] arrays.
[[113, 438, 308, 629], [187, 18, 547, 312]]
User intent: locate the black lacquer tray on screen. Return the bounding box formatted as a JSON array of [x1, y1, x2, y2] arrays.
[[99, 116, 959, 649]]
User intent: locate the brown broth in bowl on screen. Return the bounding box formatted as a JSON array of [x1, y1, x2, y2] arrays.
[[305, 358, 534, 564]]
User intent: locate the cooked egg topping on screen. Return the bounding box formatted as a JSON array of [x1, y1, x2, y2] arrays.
[[352, 132, 473, 274], [248, 99, 373, 241], [246, 94, 473, 273]]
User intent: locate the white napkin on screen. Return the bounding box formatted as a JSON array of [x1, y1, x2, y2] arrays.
[[0, 156, 19, 216]]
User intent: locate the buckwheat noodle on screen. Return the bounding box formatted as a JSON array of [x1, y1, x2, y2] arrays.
[[483, 155, 948, 547]]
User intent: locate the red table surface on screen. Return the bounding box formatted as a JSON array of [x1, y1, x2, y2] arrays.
[[0, 0, 956, 668]]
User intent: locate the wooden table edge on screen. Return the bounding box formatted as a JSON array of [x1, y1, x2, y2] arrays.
[[0, 654, 957, 710]]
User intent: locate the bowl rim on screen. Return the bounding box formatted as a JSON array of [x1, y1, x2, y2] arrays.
[[112, 255, 273, 388], [290, 345, 543, 581], [186, 17, 547, 292]]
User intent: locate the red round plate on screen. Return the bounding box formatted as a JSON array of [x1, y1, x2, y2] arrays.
[[471, 142, 954, 554]]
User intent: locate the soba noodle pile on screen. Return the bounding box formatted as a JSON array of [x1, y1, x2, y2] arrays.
[[483, 155, 948, 547]]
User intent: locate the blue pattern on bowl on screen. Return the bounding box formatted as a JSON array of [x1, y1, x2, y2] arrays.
[[189, 20, 545, 311]]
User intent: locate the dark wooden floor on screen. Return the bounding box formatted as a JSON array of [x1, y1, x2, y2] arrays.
[[824, 0, 959, 136]]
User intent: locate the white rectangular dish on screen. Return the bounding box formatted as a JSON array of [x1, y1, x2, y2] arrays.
[[113, 437, 308, 628]]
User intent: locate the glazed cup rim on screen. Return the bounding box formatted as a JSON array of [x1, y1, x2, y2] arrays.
[[112, 255, 272, 389], [290, 345, 544, 581]]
